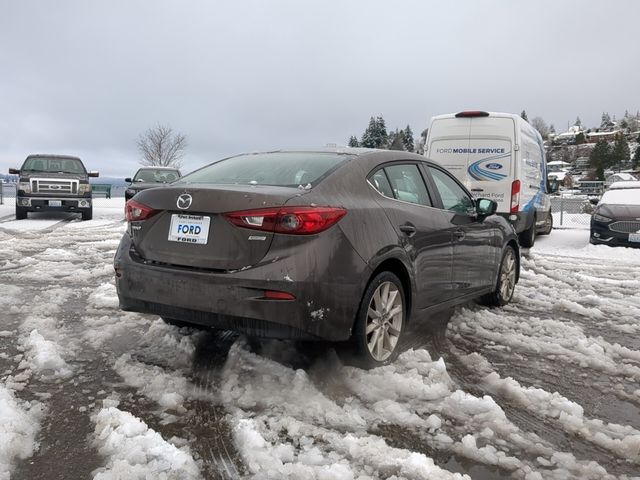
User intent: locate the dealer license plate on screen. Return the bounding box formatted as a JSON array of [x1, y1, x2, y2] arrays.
[[49, 200, 62, 207], [168, 214, 211, 244], [629, 233, 640, 243]]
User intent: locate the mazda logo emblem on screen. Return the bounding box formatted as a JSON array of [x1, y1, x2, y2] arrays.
[[177, 193, 192, 210]]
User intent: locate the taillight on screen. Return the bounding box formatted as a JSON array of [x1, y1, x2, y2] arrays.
[[225, 206, 347, 235], [455, 111, 490, 118], [510, 180, 521, 214], [125, 199, 158, 221]]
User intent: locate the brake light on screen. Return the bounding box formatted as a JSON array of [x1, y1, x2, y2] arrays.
[[263, 290, 296, 300], [510, 180, 521, 213], [125, 199, 158, 221], [455, 111, 490, 118], [225, 206, 347, 235]]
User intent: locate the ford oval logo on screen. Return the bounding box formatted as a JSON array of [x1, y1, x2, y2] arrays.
[[485, 163, 503, 170], [177, 193, 192, 210]]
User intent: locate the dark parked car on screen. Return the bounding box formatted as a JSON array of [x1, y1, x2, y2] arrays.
[[590, 181, 640, 247], [124, 167, 181, 201], [114, 149, 520, 367], [9, 154, 99, 220]]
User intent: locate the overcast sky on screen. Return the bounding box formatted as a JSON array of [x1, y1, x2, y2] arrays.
[[1, 0, 638, 177]]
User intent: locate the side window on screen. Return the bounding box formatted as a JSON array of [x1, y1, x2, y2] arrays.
[[428, 166, 475, 214], [369, 170, 394, 198], [384, 164, 432, 207]]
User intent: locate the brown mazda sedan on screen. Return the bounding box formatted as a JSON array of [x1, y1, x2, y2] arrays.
[[114, 149, 520, 367]]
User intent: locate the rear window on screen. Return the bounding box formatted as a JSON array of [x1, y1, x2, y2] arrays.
[[177, 152, 350, 187], [133, 169, 180, 183], [22, 157, 86, 174]]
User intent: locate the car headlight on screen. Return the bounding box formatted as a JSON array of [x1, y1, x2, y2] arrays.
[[79, 184, 92, 194], [593, 213, 612, 222], [18, 182, 31, 193]]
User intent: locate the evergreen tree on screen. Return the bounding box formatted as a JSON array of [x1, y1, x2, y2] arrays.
[[600, 112, 611, 129], [403, 124, 415, 152], [360, 117, 377, 148], [388, 129, 405, 151], [520, 110, 529, 122], [549, 124, 556, 134], [633, 147, 640, 169], [589, 140, 612, 180], [611, 134, 630, 166], [574, 116, 582, 128], [348, 136, 359, 148], [374, 116, 388, 148], [360, 116, 388, 149], [575, 132, 586, 145]]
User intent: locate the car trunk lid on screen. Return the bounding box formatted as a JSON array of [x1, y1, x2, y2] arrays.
[[130, 184, 307, 270]]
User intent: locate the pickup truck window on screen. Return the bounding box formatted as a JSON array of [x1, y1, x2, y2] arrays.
[[22, 157, 87, 174]]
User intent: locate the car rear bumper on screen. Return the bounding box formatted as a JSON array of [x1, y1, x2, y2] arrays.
[[114, 231, 371, 341], [590, 222, 640, 248]]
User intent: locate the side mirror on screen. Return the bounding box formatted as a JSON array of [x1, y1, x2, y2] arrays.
[[589, 197, 599, 205], [125, 177, 132, 183], [476, 198, 498, 217], [8, 168, 19, 174], [547, 178, 560, 194], [88, 171, 100, 178]]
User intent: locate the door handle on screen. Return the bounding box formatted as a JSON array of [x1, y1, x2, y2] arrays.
[[454, 229, 466, 241], [399, 224, 416, 236]]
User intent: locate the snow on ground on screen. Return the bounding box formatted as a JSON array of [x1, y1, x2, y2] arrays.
[[91, 403, 201, 480], [1, 200, 640, 479], [0, 385, 44, 480]]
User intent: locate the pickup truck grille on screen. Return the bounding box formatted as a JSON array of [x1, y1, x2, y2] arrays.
[[609, 221, 640, 233], [31, 178, 79, 195]]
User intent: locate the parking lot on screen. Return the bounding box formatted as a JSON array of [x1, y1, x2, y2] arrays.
[[0, 199, 638, 479]]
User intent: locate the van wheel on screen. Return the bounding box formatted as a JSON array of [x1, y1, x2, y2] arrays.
[[16, 207, 28, 220], [540, 211, 553, 235], [351, 272, 405, 369], [81, 208, 93, 221], [519, 218, 536, 247], [479, 245, 517, 307]]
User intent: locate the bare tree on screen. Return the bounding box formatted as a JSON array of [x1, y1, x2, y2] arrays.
[[530, 117, 550, 140], [137, 124, 187, 168]]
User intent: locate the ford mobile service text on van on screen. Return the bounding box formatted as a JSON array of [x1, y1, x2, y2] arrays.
[[425, 111, 552, 247]]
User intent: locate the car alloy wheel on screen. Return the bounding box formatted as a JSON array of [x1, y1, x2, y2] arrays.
[[499, 247, 517, 302], [365, 280, 403, 362]]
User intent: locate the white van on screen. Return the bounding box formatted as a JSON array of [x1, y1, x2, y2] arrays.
[[424, 111, 552, 247]]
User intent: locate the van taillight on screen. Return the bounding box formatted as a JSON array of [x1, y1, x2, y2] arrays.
[[455, 111, 490, 118], [510, 180, 521, 214]]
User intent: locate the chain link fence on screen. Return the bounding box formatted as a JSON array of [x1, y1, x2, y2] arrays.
[[550, 194, 597, 229]]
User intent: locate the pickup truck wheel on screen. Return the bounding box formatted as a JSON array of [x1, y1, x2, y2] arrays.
[[81, 208, 93, 221], [16, 207, 27, 220]]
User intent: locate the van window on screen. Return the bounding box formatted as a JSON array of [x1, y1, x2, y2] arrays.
[[428, 166, 474, 214]]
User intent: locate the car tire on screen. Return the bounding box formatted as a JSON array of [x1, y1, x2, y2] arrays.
[[351, 271, 406, 369], [16, 207, 27, 220], [539, 210, 553, 235], [82, 208, 93, 221], [519, 217, 536, 247], [479, 245, 517, 308]]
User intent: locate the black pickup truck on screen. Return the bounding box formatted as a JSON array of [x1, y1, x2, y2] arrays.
[[9, 154, 99, 220]]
